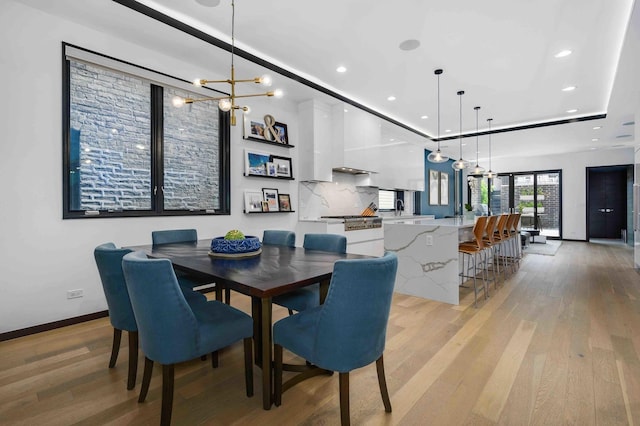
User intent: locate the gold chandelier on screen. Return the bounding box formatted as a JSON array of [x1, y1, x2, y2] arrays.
[[172, 0, 283, 125]]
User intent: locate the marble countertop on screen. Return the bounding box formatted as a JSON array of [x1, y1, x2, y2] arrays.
[[384, 217, 475, 228]]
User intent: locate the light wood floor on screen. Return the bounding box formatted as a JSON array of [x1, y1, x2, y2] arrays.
[[1, 241, 638, 425]]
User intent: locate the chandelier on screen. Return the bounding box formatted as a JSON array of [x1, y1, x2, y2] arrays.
[[468, 106, 485, 177], [427, 69, 449, 163], [451, 90, 467, 170], [172, 0, 283, 125]]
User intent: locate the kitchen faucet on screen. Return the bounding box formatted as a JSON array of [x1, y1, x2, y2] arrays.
[[395, 199, 404, 216]]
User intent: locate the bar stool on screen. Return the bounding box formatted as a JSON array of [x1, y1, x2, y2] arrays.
[[503, 214, 519, 274], [492, 214, 510, 280], [509, 213, 522, 268], [481, 215, 500, 289], [459, 216, 489, 307]]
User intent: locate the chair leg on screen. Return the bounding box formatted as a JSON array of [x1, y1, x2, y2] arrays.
[[211, 351, 219, 368], [339, 372, 350, 426], [225, 288, 231, 305], [287, 309, 294, 316], [161, 364, 174, 426], [273, 344, 283, 406], [375, 355, 392, 413], [127, 331, 138, 390], [139, 357, 153, 403], [244, 338, 254, 397], [109, 328, 122, 368]]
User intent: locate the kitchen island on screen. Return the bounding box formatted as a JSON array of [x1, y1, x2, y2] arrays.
[[384, 217, 475, 305]]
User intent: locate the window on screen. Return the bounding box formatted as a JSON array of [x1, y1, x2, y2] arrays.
[[63, 44, 230, 218], [378, 189, 396, 211]]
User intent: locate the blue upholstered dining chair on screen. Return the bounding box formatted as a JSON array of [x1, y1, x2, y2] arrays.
[[151, 228, 227, 301], [262, 230, 295, 247], [94, 243, 208, 391], [272, 233, 347, 314], [122, 251, 254, 426], [273, 252, 398, 426]]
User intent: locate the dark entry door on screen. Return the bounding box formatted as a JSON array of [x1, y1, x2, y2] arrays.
[[588, 168, 627, 239]]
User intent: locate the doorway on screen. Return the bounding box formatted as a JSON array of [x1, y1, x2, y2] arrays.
[[587, 165, 632, 242], [493, 170, 562, 239]]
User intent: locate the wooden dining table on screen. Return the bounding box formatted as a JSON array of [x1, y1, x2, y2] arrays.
[[127, 240, 369, 409]]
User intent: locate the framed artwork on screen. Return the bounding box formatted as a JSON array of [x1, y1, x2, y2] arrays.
[[278, 193, 291, 211], [262, 188, 279, 212], [244, 190, 264, 213], [429, 169, 440, 205], [243, 117, 267, 141], [271, 155, 292, 178], [244, 149, 271, 176], [440, 172, 449, 205], [266, 162, 277, 177], [273, 122, 289, 145], [261, 201, 269, 212]]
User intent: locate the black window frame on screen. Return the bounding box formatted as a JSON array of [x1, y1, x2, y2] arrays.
[[62, 43, 230, 219]]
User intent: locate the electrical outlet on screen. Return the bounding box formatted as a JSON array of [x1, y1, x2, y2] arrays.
[[426, 235, 433, 246], [67, 289, 84, 299]]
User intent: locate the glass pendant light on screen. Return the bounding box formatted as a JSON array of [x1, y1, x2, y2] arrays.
[[484, 118, 497, 178], [451, 90, 467, 170], [427, 69, 449, 163], [469, 106, 485, 176]]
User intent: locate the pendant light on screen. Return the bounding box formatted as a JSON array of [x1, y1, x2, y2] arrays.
[[484, 118, 497, 178], [427, 69, 449, 163], [451, 90, 467, 170], [469, 106, 485, 176]]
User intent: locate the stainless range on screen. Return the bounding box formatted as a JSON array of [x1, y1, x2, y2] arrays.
[[321, 215, 382, 231]]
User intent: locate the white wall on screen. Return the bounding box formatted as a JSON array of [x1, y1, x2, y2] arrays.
[[491, 148, 634, 241], [0, 1, 299, 333]]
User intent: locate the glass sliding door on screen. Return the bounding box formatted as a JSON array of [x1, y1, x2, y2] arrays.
[[496, 170, 561, 239]]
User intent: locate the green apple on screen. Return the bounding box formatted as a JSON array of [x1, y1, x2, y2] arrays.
[[224, 229, 245, 240]]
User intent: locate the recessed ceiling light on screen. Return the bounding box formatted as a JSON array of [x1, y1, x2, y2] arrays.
[[336, 66, 347, 73], [562, 86, 576, 91], [445, 129, 452, 133], [566, 109, 578, 113], [590, 147, 597, 150], [591, 138, 599, 142], [623, 121, 635, 126], [387, 96, 396, 101], [420, 115, 428, 119], [195, 0, 220, 6], [593, 126, 602, 130], [555, 49, 572, 58], [344, 108, 348, 113], [399, 39, 420, 51]]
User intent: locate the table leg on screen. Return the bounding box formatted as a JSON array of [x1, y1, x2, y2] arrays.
[[319, 278, 330, 304], [250, 296, 273, 410]]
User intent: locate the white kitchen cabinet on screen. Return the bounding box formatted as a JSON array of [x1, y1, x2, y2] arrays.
[[332, 103, 381, 174], [297, 100, 333, 182], [295, 220, 384, 257]]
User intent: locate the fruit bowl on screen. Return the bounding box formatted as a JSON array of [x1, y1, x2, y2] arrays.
[[210, 236, 261, 254]]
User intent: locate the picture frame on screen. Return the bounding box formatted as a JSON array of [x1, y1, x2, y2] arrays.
[[243, 117, 267, 141], [270, 155, 293, 178], [429, 169, 440, 205], [273, 122, 288, 145], [266, 162, 277, 177], [262, 188, 280, 212], [244, 149, 271, 176], [261, 201, 270, 212], [278, 193, 291, 211], [439, 172, 449, 205], [244, 190, 264, 213]]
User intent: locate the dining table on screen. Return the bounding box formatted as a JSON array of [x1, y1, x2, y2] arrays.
[[127, 240, 369, 409]]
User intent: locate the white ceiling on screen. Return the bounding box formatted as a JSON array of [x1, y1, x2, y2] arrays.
[[18, 0, 640, 162]]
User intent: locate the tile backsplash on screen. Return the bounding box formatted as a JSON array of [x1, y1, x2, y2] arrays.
[[298, 174, 378, 219]]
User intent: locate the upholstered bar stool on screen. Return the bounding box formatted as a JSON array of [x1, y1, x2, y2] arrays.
[[458, 216, 489, 307], [481, 215, 500, 289], [492, 214, 510, 280]]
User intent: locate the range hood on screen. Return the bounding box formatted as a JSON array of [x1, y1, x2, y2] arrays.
[[332, 166, 371, 175]]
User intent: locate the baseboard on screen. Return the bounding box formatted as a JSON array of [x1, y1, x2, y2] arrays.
[[0, 310, 109, 342]]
